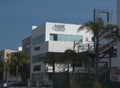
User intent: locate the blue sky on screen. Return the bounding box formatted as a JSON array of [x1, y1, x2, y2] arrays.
[[0, 0, 116, 50]]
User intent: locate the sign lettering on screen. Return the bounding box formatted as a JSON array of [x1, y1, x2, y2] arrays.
[[52, 24, 65, 31]]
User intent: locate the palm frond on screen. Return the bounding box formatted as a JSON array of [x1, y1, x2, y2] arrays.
[[101, 24, 120, 39], [78, 21, 94, 32]]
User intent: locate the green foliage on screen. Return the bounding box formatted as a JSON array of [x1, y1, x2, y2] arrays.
[[44, 52, 63, 72], [0, 62, 4, 80], [78, 18, 104, 38], [44, 49, 91, 72], [5, 52, 29, 81], [93, 80, 102, 88], [64, 49, 91, 67], [79, 18, 120, 75], [102, 24, 120, 39], [44, 52, 62, 64], [70, 73, 102, 88]]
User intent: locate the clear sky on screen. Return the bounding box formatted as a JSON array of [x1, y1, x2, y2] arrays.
[[0, 0, 116, 50]]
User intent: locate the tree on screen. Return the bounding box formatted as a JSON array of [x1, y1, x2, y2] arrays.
[[102, 24, 120, 39], [44, 50, 93, 88], [78, 18, 119, 74], [63, 49, 96, 88], [63, 49, 77, 72], [44, 52, 62, 72], [63, 49, 90, 72], [0, 61, 4, 80], [79, 18, 104, 74], [44, 49, 91, 73], [6, 52, 28, 81]]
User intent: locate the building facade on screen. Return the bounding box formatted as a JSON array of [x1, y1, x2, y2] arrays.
[[22, 36, 31, 60], [30, 22, 93, 81], [109, 1, 120, 83]]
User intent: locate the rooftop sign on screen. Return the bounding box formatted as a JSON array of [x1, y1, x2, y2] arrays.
[[52, 24, 65, 32]]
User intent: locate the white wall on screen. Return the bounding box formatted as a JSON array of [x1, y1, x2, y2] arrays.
[[32, 22, 93, 55], [32, 23, 45, 39], [45, 22, 93, 43], [48, 41, 74, 52], [111, 40, 120, 67], [31, 42, 48, 56]]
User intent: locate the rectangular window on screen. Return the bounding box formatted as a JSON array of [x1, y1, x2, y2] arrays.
[[32, 34, 45, 46], [25, 47, 31, 59], [50, 34, 83, 43], [33, 65, 41, 71], [32, 54, 44, 63], [50, 34, 57, 41]]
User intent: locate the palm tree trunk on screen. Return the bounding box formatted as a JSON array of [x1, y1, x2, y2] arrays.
[[72, 64, 75, 72], [53, 63, 55, 72], [67, 61, 69, 72], [95, 37, 99, 75], [5, 69, 7, 81], [16, 66, 18, 81]]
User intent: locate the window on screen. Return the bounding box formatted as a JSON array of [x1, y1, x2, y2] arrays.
[[32, 54, 44, 63], [92, 37, 94, 41], [32, 34, 45, 46], [50, 34, 83, 42], [33, 65, 41, 71], [25, 47, 31, 59], [50, 34, 57, 41]]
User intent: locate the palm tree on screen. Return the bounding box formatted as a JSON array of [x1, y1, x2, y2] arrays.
[[63, 49, 90, 72], [63, 49, 97, 88], [44, 49, 91, 73], [78, 18, 119, 74], [44, 50, 93, 88], [44, 52, 62, 72], [6, 52, 28, 81], [63, 49, 77, 72], [0, 61, 4, 80], [102, 24, 120, 39]]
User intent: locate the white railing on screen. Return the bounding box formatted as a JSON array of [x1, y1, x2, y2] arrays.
[[74, 67, 94, 73], [78, 43, 94, 52], [57, 64, 68, 72]]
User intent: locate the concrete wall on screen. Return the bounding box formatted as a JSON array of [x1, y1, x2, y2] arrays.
[[111, 39, 120, 67]]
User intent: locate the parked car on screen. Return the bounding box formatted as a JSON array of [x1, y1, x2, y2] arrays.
[[9, 81, 27, 87], [0, 81, 24, 88], [0, 81, 9, 88]]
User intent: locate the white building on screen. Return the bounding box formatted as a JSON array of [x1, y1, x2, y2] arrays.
[[109, 39, 120, 82], [109, 1, 120, 82], [31, 22, 93, 81], [117, 0, 120, 26]]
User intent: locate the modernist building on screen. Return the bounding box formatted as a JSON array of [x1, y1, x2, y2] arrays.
[[116, 0, 120, 67], [117, 0, 120, 26], [30, 22, 93, 81], [93, 8, 120, 83], [23, 20, 120, 86], [109, 1, 120, 83]]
